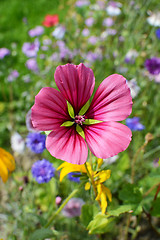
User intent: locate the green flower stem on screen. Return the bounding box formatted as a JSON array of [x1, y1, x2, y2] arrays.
[[45, 188, 78, 228], [84, 162, 101, 207]]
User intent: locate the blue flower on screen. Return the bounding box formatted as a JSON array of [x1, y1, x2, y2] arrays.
[[126, 117, 145, 131], [156, 28, 160, 39], [68, 172, 81, 183], [26, 132, 46, 153], [145, 57, 160, 75], [31, 159, 55, 183]]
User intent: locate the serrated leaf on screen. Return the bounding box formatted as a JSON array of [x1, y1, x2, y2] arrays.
[[67, 101, 75, 118], [79, 100, 90, 115], [83, 119, 103, 125], [76, 125, 85, 139], [61, 121, 74, 127], [107, 204, 135, 217], [87, 213, 115, 234], [29, 228, 55, 240]]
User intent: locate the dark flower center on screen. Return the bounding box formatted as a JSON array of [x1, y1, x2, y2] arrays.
[[74, 115, 85, 125]]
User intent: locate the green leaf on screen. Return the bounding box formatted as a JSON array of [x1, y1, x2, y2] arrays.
[[87, 213, 115, 234], [67, 101, 75, 118], [80, 204, 99, 227], [29, 228, 55, 240], [119, 184, 142, 204], [76, 125, 85, 139], [151, 197, 160, 217], [61, 121, 74, 127], [83, 119, 103, 125], [107, 204, 135, 217], [119, 184, 143, 215], [79, 100, 90, 115]]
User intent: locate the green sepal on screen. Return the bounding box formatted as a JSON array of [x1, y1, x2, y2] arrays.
[[83, 119, 103, 125], [67, 101, 75, 118], [44, 131, 51, 136], [79, 100, 90, 115], [61, 121, 74, 127], [76, 125, 85, 139]]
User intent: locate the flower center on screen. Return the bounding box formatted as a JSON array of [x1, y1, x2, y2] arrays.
[[74, 115, 85, 125]]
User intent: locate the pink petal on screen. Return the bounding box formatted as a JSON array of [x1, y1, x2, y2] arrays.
[[54, 63, 95, 114], [84, 122, 132, 159], [86, 74, 132, 121], [31, 87, 70, 131], [46, 126, 88, 165]]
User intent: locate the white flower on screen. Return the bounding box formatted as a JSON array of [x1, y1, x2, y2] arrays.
[[106, 2, 122, 16], [11, 132, 25, 154], [125, 49, 139, 64], [147, 12, 160, 27], [52, 26, 66, 40], [127, 78, 140, 98], [103, 155, 119, 165]]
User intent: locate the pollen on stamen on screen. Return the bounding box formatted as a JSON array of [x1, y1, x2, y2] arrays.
[[74, 115, 85, 125]]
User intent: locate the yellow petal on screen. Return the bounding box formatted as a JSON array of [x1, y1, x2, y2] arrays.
[[95, 170, 111, 184], [0, 148, 15, 171], [103, 185, 112, 202], [85, 182, 91, 190], [100, 190, 107, 214], [95, 184, 102, 201], [97, 158, 103, 168], [0, 158, 8, 183], [57, 162, 87, 182]]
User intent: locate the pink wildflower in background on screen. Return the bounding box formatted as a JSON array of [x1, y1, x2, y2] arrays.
[[31, 63, 132, 165]]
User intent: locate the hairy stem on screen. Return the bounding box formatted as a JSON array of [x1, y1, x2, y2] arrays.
[[45, 188, 78, 228]]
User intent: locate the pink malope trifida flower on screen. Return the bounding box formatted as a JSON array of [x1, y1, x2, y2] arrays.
[[31, 63, 132, 165]]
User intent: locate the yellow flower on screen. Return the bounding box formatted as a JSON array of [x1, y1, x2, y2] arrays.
[[0, 148, 15, 183], [57, 159, 112, 214]]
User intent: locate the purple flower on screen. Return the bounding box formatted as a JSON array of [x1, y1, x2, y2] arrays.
[[43, 38, 52, 45], [50, 52, 60, 61], [22, 39, 40, 57], [85, 17, 94, 27], [26, 58, 39, 73], [153, 158, 160, 168], [125, 50, 138, 64], [28, 26, 44, 37], [68, 172, 81, 183], [26, 132, 46, 153], [0, 48, 10, 59], [52, 25, 66, 39], [105, 28, 117, 35], [62, 198, 85, 218], [88, 36, 98, 45], [75, 0, 90, 7], [126, 117, 145, 131], [156, 28, 160, 39], [32, 159, 55, 183], [7, 70, 19, 82], [103, 18, 114, 27], [86, 51, 102, 63], [82, 28, 90, 37], [145, 57, 160, 75]]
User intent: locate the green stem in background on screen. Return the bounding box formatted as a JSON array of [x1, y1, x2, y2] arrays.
[[143, 182, 160, 198], [131, 133, 154, 183], [45, 188, 78, 228]]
